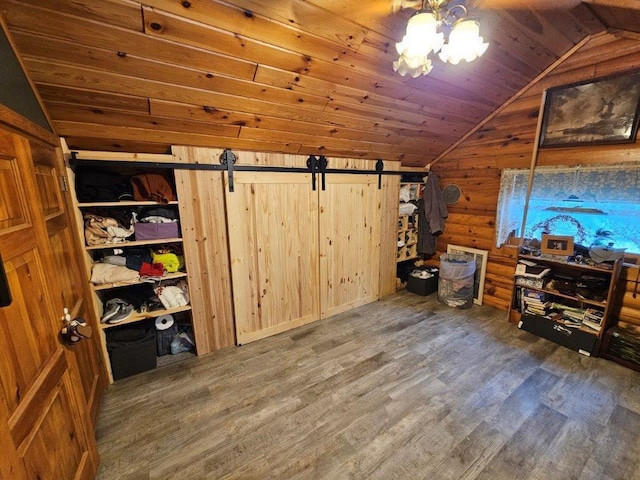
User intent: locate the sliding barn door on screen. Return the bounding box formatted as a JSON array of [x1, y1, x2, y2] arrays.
[[0, 125, 98, 480], [226, 172, 320, 344], [320, 173, 381, 318]]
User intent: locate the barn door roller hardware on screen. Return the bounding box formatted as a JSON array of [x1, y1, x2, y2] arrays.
[[307, 155, 318, 191], [220, 148, 237, 193]]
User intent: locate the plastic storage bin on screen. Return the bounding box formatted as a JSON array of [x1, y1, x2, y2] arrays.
[[407, 267, 439, 296], [134, 221, 179, 241], [107, 323, 157, 380], [438, 253, 476, 309]]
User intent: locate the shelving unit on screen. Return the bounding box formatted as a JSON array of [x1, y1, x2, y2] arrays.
[[69, 150, 196, 382], [509, 252, 623, 356], [397, 182, 422, 263], [100, 305, 192, 330]]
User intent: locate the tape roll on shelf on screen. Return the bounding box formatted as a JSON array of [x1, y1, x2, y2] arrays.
[[155, 314, 175, 331]]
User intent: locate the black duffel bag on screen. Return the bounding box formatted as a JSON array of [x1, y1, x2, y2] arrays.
[[75, 167, 134, 202]]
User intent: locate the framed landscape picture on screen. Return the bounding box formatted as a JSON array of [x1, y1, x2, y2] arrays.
[[539, 70, 640, 148], [446, 245, 488, 305]]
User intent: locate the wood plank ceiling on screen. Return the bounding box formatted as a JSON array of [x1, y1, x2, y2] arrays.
[[0, 0, 638, 166]]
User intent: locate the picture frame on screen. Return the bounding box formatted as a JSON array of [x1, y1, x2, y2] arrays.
[[446, 245, 488, 305], [539, 70, 640, 148], [541, 235, 574, 255]]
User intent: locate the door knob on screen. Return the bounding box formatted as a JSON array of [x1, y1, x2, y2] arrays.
[[60, 308, 92, 345]]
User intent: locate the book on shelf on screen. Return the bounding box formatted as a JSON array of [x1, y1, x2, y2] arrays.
[[521, 289, 552, 316], [523, 289, 547, 301], [582, 308, 605, 331]]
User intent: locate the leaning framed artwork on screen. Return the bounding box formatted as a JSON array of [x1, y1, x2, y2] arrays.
[[541, 234, 574, 255], [446, 245, 488, 305], [539, 70, 640, 148]]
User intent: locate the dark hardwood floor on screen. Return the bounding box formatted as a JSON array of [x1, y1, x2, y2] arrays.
[[95, 291, 640, 480]]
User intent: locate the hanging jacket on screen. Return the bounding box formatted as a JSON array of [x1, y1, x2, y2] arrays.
[[418, 174, 448, 256]]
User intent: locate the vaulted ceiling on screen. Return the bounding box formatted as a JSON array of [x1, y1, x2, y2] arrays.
[[1, 0, 640, 166]]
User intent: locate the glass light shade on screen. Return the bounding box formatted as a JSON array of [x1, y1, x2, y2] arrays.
[[393, 56, 433, 78], [438, 19, 489, 65], [394, 12, 443, 77]]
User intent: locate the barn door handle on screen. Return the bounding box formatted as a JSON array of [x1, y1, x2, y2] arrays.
[[59, 308, 92, 345]]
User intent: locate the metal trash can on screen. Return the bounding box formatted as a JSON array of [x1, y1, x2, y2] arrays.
[[438, 253, 476, 309]]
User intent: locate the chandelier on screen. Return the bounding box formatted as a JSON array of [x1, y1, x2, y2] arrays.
[[393, 0, 489, 78]]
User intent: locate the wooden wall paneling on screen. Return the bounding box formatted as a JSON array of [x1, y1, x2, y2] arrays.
[[216, 0, 369, 49], [3, 0, 635, 164], [150, 99, 409, 144], [18, 0, 143, 31], [319, 169, 381, 318], [141, 7, 312, 74], [225, 170, 320, 345], [47, 104, 242, 139], [37, 85, 150, 114], [590, 4, 640, 33], [172, 146, 235, 353], [64, 138, 172, 154], [379, 163, 402, 297], [238, 127, 414, 159], [2, 0, 258, 80], [555, 35, 640, 72], [431, 32, 640, 319], [141, 0, 367, 67], [140, 3, 502, 114], [5, 0, 491, 149], [616, 266, 640, 326], [14, 31, 326, 111], [55, 121, 302, 155]]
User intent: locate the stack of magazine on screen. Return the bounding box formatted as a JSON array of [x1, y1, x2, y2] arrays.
[[583, 308, 605, 332], [551, 302, 586, 328]]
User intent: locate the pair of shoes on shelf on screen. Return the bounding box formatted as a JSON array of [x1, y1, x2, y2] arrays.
[[101, 298, 134, 324]]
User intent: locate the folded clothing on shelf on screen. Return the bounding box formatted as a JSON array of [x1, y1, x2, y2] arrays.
[[91, 263, 140, 285], [139, 262, 166, 279]]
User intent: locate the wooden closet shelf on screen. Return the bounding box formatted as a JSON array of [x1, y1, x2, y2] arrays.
[[78, 201, 179, 207], [92, 272, 187, 291], [85, 238, 183, 250], [100, 305, 192, 330]]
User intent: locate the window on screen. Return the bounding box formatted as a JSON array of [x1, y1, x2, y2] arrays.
[[496, 164, 640, 254]]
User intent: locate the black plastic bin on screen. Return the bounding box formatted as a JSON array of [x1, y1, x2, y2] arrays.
[[107, 323, 157, 380], [407, 267, 439, 296]]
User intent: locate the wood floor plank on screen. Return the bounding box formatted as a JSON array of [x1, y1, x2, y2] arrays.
[[95, 291, 640, 480]]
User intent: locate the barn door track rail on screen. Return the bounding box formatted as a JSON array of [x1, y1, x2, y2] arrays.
[[70, 149, 425, 193]]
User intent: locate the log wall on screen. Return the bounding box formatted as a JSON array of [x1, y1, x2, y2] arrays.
[[431, 31, 640, 326]]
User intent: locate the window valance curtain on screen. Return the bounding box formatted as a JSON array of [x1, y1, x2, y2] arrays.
[[495, 163, 640, 253]]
